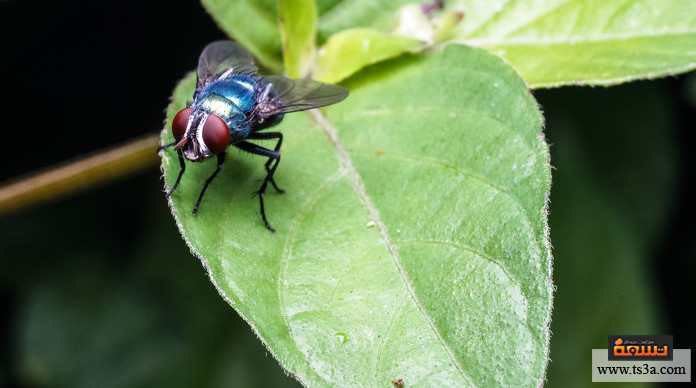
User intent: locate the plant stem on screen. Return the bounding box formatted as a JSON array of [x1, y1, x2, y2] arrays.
[[0, 134, 161, 216]]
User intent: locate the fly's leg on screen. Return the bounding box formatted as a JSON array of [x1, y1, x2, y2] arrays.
[[165, 150, 186, 198], [234, 141, 281, 232], [158, 141, 177, 151], [192, 152, 226, 215], [247, 132, 284, 193]]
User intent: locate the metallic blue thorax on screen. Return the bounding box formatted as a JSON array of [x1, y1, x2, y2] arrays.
[[193, 74, 259, 142]]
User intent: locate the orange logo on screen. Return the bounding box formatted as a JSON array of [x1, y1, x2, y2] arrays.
[[608, 335, 673, 361]]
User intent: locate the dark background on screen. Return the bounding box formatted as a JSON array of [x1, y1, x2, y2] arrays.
[[1, 0, 694, 386]]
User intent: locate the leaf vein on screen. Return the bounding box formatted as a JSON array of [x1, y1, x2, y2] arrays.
[[465, 0, 517, 38], [395, 239, 521, 294], [322, 260, 353, 310], [374, 296, 410, 385], [395, 238, 539, 349], [600, 0, 636, 35], [498, 0, 577, 37], [349, 150, 539, 246]]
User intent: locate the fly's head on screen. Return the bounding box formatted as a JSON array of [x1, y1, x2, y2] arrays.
[[171, 108, 230, 162]]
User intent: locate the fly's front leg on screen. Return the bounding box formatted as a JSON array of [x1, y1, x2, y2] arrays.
[[247, 132, 284, 193], [165, 150, 186, 198], [234, 141, 281, 232], [158, 141, 177, 151], [193, 152, 226, 215]]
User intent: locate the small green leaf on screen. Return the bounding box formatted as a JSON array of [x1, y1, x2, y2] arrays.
[[161, 44, 552, 386], [315, 28, 423, 83], [201, 0, 283, 72], [433, 10, 467, 43], [452, 0, 696, 87], [279, 0, 318, 78]]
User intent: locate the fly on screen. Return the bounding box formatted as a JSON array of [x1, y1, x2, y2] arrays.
[[161, 41, 348, 232]]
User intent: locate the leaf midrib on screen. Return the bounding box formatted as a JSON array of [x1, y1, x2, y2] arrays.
[[306, 109, 476, 386]]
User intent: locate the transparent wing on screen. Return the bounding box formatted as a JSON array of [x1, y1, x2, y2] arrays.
[[196, 41, 258, 91], [258, 75, 349, 116]]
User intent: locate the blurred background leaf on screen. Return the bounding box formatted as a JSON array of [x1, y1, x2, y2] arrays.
[[537, 80, 692, 387], [1, 174, 299, 388], [202, 0, 284, 72], [278, 0, 318, 78]]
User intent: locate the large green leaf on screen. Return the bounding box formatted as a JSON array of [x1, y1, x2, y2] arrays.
[[451, 0, 696, 87], [160, 45, 552, 386]]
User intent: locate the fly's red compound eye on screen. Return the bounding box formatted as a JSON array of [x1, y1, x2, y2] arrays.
[[202, 114, 230, 154], [172, 108, 194, 142]]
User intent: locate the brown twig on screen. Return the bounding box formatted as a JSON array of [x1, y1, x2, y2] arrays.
[[0, 133, 161, 216]]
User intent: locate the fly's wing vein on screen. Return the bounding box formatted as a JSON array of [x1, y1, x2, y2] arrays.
[[258, 76, 348, 117]]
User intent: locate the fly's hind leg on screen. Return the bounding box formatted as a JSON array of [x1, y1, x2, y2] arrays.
[[158, 141, 177, 151], [247, 132, 284, 193], [234, 140, 281, 232]]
